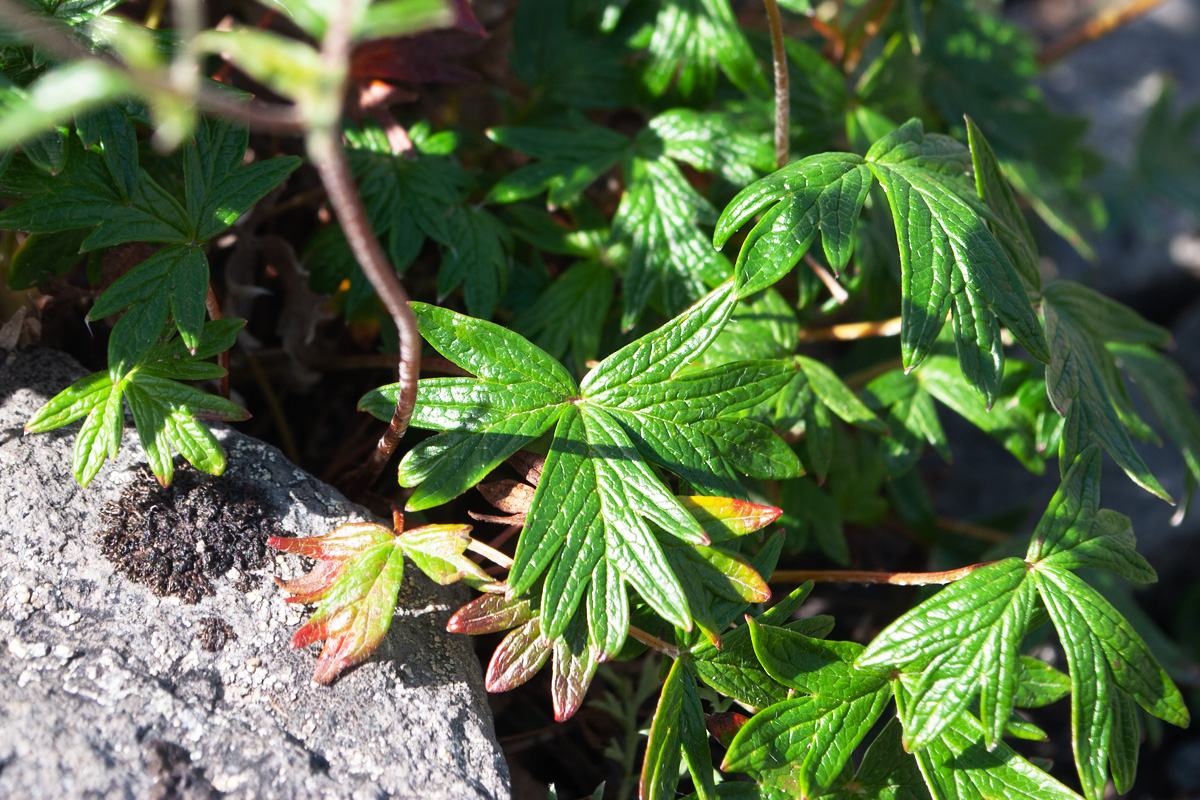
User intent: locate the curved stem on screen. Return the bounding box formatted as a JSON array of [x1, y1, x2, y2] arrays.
[[770, 561, 996, 586], [764, 0, 790, 169], [304, 10, 422, 495]]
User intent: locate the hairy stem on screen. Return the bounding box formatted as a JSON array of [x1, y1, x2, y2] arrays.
[[763, 0, 790, 169], [1038, 0, 1169, 66], [798, 315, 902, 342], [770, 561, 996, 586], [307, 10, 421, 494]]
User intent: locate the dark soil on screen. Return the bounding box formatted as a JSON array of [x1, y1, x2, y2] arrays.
[[96, 467, 285, 604]]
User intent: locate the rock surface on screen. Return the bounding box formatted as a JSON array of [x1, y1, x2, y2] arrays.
[[0, 347, 511, 800]]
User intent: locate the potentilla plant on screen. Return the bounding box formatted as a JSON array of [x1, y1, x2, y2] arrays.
[[3, 1, 1197, 798]]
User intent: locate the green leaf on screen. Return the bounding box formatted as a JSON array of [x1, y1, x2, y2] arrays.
[[1026, 447, 1157, 583], [509, 0, 632, 109], [640, 658, 715, 800], [647, 108, 774, 186], [639, 0, 767, 101], [612, 155, 730, 328], [824, 719, 929, 800], [488, 114, 630, 207], [795, 356, 889, 435], [700, 290, 798, 365], [398, 285, 797, 649], [89, 245, 208, 372], [1034, 566, 1189, 800], [265, 0, 451, 39], [345, 121, 468, 270], [437, 205, 511, 320], [965, 116, 1040, 294], [1042, 281, 1172, 501], [0, 62, 129, 153], [398, 524, 496, 591], [1014, 656, 1071, 708], [0, 138, 191, 246], [6, 228, 88, 290], [895, 684, 1081, 800], [270, 522, 407, 684], [857, 559, 1035, 749], [1111, 343, 1200, 499], [582, 282, 735, 395], [864, 370, 949, 475], [184, 116, 301, 243], [715, 153, 872, 298], [912, 352, 1044, 473], [511, 261, 615, 376], [866, 119, 1048, 406], [75, 100, 141, 202], [723, 623, 891, 797]]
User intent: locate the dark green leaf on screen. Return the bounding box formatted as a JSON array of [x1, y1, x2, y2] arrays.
[[639, 0, 767, 101], [511, 261, 615, 375], [437, 205, 510, 320], [6, 228, 88, 289], [1035, 566, 1189, 800], [715, 153, 872, 298], [612, 155, 730, 328], [641, 658, 715, 800], [488, 115, 630, 207], [1040, 284, 1172, 501], [965, 116, 1039, 294], [866, 119, 1048, 406]]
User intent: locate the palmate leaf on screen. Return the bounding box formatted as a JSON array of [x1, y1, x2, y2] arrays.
[[857, 558, 1035, 750], [269, 515, 489, 684], [635, 0, 767, 101], [722, 622, 891, 798], [487, 113, 631, 207], [370, 282, 798, 649], [894, 684, 1079, 800], [614, 145, 731, 328], [1112, 343, 1200, 504], [857, 447, 1188, 799], [714, 152, 872, 298], [866, 119, 1048, 406], [1042, 280, 1172, 501], [24, 320, 248, 486]]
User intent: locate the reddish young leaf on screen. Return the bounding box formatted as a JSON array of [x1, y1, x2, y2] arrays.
[[289, 541, 406, 684], [397, 523, 499, 590], [447, 592, 537, 635], [486, 617, 551, 692], [677, 496, 783, 542], [705, 711, 751, 748], [551, 611, 599, 721], [269, 521, 394, 560]]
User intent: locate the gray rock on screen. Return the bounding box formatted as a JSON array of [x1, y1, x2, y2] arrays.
[[0, 347, 510, 800]]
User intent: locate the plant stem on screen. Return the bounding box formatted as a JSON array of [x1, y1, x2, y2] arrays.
[[763, 0, 790, 169], [798, 315, 902, 342], [804, 253, 849, 304], [770, 561, 996, 586], [1038, 0, 1169, 66], [466, 538, 515, 569], [307, 10, 421, 495], [0, 0, 305, 135], [626, 625, 680, 659]]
